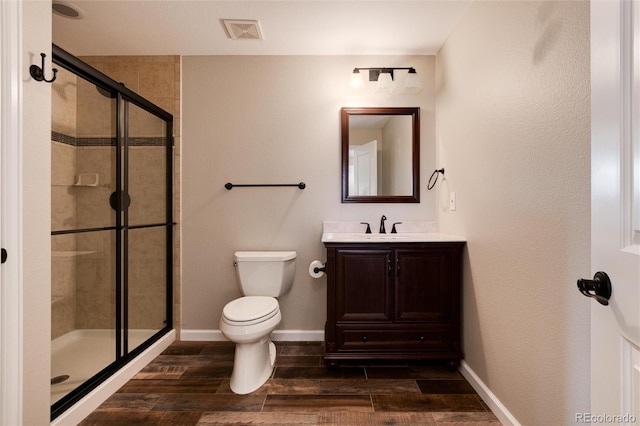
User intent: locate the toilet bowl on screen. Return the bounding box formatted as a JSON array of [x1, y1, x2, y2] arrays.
[[219, 251, 296, 394], [219, 296, 282, 394]]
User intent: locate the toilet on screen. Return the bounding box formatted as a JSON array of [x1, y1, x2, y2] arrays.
[[219, 250, 296, 394]]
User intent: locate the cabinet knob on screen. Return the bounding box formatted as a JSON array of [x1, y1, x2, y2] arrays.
[[362, 335, 368, 342], [419, 336, 425, 342]]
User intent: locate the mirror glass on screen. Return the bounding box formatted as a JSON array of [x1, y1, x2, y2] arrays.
[[341, 107, 420, 203]]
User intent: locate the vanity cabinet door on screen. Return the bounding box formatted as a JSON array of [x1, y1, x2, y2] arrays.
[[335, 248, 393, 323], [395, 248, 454, 323]]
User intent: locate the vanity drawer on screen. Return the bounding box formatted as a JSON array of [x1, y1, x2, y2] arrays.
[[336, 325, 452, 351]]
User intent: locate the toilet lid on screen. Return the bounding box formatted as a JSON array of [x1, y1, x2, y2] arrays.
[[222, 296, 279, 324]]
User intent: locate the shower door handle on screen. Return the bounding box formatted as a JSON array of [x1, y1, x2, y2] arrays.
[[1, 248, 7, 264], [109, 190, 132, 211]]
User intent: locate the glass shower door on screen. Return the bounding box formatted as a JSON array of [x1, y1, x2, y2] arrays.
[[123, 102, 172, 355], [50, 45, 173, 419], [51, 66, 118, 406]]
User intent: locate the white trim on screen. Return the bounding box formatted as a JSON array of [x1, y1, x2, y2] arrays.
[[631, 0, 640, 239], [459, 360, 520, 426], [0, 0, 24, 425], [180, 329, 324, 342], [621, 337, 640, 422], [51, 330, 176, 426]]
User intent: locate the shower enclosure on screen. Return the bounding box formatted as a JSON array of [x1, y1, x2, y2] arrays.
[[50, 45, 173, 419]]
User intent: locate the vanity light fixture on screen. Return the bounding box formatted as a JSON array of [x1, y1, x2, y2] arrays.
[[350, 67, 422, 94]]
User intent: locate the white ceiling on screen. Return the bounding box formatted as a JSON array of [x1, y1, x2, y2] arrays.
[[52, 1, 472, 56]]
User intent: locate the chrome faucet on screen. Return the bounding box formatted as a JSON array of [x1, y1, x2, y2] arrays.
[[379, 215, 387, 234]]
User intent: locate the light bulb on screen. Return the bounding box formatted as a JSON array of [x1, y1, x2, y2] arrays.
[[376, 72, 394, 93], [350, 69, 364, 90], [401, 68, 422, 94]]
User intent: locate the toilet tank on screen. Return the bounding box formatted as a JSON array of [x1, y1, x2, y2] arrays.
[[234, 251, 296, 297]]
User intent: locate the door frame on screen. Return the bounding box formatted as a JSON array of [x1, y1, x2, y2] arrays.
[[0, 0, 24, 424]]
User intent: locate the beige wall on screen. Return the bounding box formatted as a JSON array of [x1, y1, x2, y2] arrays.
[[436, 1, 590, 424], [182, 55, 436, 333]]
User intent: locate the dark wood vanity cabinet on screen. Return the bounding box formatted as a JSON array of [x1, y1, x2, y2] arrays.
[[323, 242, 465, 368]]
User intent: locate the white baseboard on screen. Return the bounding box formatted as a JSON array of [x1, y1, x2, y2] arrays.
[[180, 329, 324, 342], [459, 360, 520, 426], [51, 330, 176, 426]]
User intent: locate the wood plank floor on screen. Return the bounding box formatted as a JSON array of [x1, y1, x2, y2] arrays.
[[80, 341, 502, 425]]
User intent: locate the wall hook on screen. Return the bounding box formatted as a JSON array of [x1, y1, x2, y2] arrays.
[[30, 53, 58, 83]]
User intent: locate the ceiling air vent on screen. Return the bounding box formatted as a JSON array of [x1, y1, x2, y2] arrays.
[[222, 20, 263, 41]]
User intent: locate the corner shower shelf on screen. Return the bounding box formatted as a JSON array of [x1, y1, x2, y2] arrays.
[[73, 173, 100, 187], [51, 173, 102, 187]]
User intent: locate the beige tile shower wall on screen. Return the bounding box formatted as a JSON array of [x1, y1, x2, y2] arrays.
[[51, 245, 77, 339], [51, 66, 77, 136], [80, 55, 181, 335], [76, 75, 114, 138], [51, 142, 77, 231], [51, 67, 78, 339], [75, 231, 115, 330], [73, 145, 117, 331]]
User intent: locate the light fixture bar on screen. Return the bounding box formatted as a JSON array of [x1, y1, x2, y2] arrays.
[[350, 67, 422, 94], [352, 67, 416, 81]]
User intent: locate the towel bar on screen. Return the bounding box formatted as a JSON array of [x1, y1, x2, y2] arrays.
[[225, 182, 306, 190]]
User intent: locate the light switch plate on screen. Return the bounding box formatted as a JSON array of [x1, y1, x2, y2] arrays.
[[449, 192, 456, 211]]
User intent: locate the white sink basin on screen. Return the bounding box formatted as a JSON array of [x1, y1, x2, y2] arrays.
[[362, 234, 418, 241], [321, 232, 465, 243], [320, 221, 465, 243]]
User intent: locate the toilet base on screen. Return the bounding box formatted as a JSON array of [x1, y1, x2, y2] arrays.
[[229, 337, 277, 394]]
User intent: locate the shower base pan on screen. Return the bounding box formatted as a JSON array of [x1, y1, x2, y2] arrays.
[[51, 328, 159, 405]]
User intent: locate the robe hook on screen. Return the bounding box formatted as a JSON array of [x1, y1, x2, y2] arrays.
[[30, 53, 58, 83]]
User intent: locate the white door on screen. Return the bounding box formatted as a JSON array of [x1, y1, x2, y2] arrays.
[[590, 0, 640, 422], [349, 140, 378, 195]]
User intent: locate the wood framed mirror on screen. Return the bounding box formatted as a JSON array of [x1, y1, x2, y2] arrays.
[[341, 107, 420, 203]]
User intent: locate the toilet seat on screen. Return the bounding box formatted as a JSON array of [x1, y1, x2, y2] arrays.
[[222, 296, 279, 326]]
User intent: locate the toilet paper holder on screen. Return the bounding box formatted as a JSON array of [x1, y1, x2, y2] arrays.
[[309, 260, 327, 279], [313, 264, 326, 274]]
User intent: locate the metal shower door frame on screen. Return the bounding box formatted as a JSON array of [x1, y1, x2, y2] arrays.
[[50, 44, 174, 420]]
